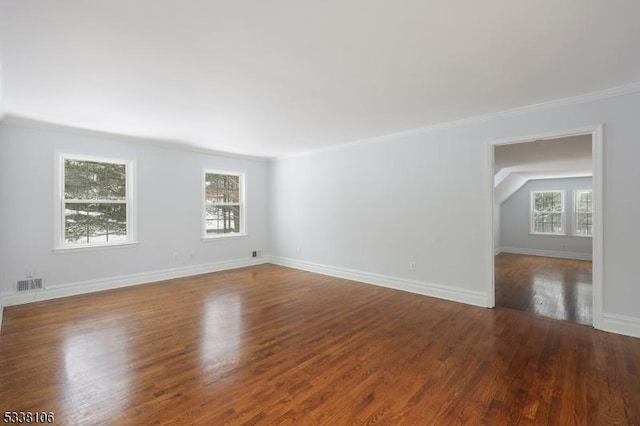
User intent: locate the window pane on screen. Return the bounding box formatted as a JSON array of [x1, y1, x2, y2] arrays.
[[532, 191, 564, 234], [576, 190, 592, 213], [553, 215, 560, 230], [577, 213, 586, 226], [534, 191, 563, 213], [576, 212, 593, 236], [65, 159, 126, 200], [205, 205, 241, 235], [574, 191, 593, 236], [65, 203, 127, 244], [205, 173, 240, 203]]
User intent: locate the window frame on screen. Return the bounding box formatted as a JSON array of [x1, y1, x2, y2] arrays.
[[202, 169, 247, 240], [573, 189, 593, 237], [54, 153, 137, 252], [529, 190, 566, 236]]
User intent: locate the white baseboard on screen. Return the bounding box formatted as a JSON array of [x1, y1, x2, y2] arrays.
[[268, 256, 489, 307], [500, 247, 592, 261], [2, 255, 637, 340], [495, 246, 504, 255], [600, 313, 640, 339], [1, 257, 268, 307]]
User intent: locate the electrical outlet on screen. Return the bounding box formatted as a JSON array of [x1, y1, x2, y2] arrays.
[[409, 261, 416, 271], [252, 250, 258, 258], [172, 251, 179, 261]]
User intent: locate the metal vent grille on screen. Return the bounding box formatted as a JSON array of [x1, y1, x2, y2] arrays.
[[16, 278, 43, 292]]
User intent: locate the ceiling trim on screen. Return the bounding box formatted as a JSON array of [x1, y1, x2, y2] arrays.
[[276, 80, 640, 161], [0, 115, 270, 162]]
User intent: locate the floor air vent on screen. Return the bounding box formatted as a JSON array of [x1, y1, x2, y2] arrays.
[[17, 278, 44, 292]]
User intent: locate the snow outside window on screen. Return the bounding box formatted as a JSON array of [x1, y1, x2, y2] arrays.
[[59, 154, 136, 249], [574, 190, 593, 236], [530, 190, 565, 235], [203, 171, 245, 238]]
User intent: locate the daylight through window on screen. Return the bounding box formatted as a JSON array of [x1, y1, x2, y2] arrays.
[[574, 190, 593, 236], [204, 171, 244, 237], [531, 191, 565, 235], [61, 155, 134, 247]]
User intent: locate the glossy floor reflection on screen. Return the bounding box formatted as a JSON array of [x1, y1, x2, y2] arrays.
[[63, 325, 130, 424], [495, 253, 593, 325], [200, 294, 242, 375], [2, 264, 638, 424]]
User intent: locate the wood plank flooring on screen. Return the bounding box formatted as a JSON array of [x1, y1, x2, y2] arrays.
[[1, 264, 638, 425], [495, 253, 593, 325]]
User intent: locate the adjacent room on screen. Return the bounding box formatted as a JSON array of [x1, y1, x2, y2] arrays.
[[493, 135, 594, 325], [1, 1, 639, 424]]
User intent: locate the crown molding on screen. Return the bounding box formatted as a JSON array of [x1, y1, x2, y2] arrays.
[[3, 79, 640, 162], [0, 115, 271, 162], [275, 80, 640, 161]]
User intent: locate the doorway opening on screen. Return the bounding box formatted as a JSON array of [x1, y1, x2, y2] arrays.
[[486, 126, 603, 328]]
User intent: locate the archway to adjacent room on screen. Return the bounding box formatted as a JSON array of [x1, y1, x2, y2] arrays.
[[486, 126, 603, 328]]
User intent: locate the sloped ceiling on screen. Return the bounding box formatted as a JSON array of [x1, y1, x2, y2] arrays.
[[494, 135, 592, 204], [1, 1, 640, 157]]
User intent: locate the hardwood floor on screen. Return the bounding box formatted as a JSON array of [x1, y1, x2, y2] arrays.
[[495, 253, 593, 325], [1, 264, 638, 425]]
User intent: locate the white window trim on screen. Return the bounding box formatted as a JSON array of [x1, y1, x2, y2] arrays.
[[529, 190, 566, 236], [572, 189, 593, 237], [201, 169, 247, 240], [54, 153, 137, 252]]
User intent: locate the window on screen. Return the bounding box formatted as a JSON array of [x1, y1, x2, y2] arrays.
[[203, 170, 245, 238], [57, 154, 136, 249], [530, 190, 565, 235], [574, 190, 593, 236]]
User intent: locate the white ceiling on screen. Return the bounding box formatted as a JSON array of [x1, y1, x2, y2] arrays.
[[1, 1, 640, 158]]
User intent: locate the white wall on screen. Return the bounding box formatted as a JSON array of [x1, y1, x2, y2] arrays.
[[0, 123, 269, 303], [2, 90, 640, 338], [269, 130, 493, 307], [269, 89, 640, 333], [499, 177, 592, 259]]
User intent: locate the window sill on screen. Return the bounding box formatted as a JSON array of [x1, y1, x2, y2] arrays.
[[571, 234, 593, 238], [528, 232, 568, 237], [53, 242, 139, 254], [201, 234, 247, 242]]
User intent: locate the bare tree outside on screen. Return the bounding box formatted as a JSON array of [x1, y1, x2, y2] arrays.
[[205, 173, 241, 235], [64, 159, 128, 244]]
